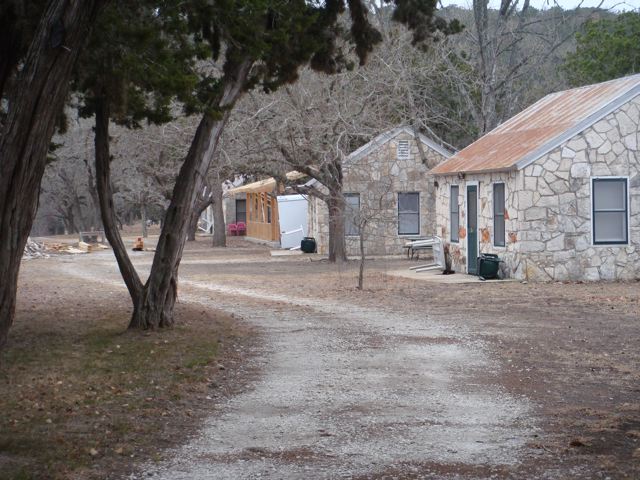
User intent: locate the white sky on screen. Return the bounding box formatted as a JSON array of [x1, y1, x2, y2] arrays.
[[438, 0, 639, 12]]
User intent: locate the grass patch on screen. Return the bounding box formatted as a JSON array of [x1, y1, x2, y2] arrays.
[[0, 272, 249, 480]]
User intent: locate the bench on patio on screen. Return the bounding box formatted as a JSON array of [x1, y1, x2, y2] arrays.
[[403, 236, 438, 260]]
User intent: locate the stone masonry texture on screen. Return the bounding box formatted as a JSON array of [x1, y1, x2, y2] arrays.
[[309, 132, 448, 256], [435, 96, 640, 281]]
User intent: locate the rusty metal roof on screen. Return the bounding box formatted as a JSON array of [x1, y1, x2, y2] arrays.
[[431, 74, 640, 175]]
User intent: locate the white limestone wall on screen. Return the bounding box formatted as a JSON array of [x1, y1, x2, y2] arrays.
[[434, 172, 520, 276], [514, 96, 640, 281], [308, 132, 447, 256], [434, 95, 640, 281]]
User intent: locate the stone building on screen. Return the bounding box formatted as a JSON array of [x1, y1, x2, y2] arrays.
[[431, 74, 640, 281], [308, 127, 452, 255]]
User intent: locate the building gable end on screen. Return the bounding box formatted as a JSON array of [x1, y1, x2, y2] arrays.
[[515, 86, 640, 171]]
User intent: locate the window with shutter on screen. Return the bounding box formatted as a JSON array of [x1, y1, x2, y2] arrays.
[[397, 140, 410, 160]]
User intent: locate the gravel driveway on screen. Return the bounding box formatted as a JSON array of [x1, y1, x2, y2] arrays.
[[53, 241, 640, 479], [98, 273, 534, 479]]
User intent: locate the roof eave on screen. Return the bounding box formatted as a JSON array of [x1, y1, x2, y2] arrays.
[[431, 166, 517, 176], [346, 126, 454, 165]]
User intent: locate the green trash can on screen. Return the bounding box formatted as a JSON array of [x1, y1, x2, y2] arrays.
[[300, 237, 317, 253], [477, 253, 501, 280]]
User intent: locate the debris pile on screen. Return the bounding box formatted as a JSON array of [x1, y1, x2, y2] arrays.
[[22, 237, 110, 260], [77, 241, 109, 253], [47, 243, 89, 254], [22, 238, 50, 260]]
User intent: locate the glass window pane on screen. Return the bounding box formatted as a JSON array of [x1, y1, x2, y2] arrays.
[[594, 211, 626, 243], [494, 184, 505, 215], [450, 186, 459, 213], [594, 180, 625, 210], [495, 215, 505, 246], [450, 186, 459, 242], [236, 199, 246, 223], [451, 215, 459, 242], [399, 193, 419, 212], [344, 193, 360, 236], [399, 213, 419, 235]]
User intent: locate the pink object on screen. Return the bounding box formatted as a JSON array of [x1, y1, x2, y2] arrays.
[[227, 223, 238, 236], [236, 222, 246, 236]]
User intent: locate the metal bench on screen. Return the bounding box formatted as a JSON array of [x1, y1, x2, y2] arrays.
[[407, 236, 446, 273], [403, 236, 438, 260]]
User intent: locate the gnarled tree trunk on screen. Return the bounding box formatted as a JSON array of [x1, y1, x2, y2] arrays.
[[0, 0, 103, 348], [94, 94, 144, 312], [187, 193, 213, 241], [211, 180, 226, 247], [128, 58, 252, 330], [327, 188, 347, 263], [187, 208, 201, 241]]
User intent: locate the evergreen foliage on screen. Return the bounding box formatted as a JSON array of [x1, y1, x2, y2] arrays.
[[74, 1, 199, 128], [565, 11, 640, 86]]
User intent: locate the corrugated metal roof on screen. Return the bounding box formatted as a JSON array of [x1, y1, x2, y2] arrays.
[[226, 171, 307, 194], [431, 74, 640, 175]]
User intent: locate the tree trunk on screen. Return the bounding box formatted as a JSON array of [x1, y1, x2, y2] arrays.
[[0, 3, 21, 101], [187, 193, 213, 242], [357, 221, 367, 290], [84, 158, 102, 229], [141, 204, 148, 238], [211, 181, 226, 247], [0, 0, 103, 348], [94, 94, 144, 309], [327, 189, 347, 263], [128, 59, 252, 330], [187, 208, 200, 242]]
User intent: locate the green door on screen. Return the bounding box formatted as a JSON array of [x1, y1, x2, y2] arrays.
[[467, 185, 478, 275]]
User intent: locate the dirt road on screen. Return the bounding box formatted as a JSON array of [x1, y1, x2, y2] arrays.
[[50, 240, 639, 478]]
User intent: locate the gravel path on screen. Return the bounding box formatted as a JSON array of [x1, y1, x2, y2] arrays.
[[60, 254, 535, 479]]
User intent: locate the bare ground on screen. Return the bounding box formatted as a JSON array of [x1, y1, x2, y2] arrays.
[[5, 236, 640, 479]]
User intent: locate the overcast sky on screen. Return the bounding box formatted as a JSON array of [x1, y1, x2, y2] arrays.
[[438, 0, 639, 12]]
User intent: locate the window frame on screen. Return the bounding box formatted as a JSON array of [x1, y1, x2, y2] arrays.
[[591, 176, 629, 246], [493, 182, 506, 247], [397, 192, 420, 236], [397, 140, 410, 160], [235, 199, 247, 224], [344, 193, 361, 237], [450, 185, 459, 243]]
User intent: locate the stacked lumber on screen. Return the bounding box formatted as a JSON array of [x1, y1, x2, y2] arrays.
[[77, 241, 108, 252]]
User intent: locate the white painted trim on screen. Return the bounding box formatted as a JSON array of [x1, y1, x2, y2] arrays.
[[515, 84, 640, 171], [464, 181, 480, 274], [590, 175, 630, 246], [346, 126, 454, 166]]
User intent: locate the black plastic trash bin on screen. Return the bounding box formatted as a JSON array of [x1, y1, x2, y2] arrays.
[[300, 237, 317, 253], [477, 253, 501, 280]]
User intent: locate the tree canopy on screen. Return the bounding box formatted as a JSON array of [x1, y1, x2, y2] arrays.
[[565, 11, 640, 86]]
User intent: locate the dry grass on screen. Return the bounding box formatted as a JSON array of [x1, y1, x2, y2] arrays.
[[0, 266, 252, 480]]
